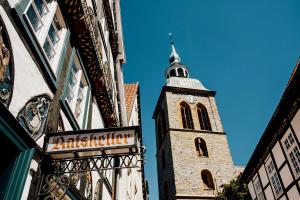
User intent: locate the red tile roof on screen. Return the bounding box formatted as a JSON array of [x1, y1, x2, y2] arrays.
[[124, 83, 139, 120]]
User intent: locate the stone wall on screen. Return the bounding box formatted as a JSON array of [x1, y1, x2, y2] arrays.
[[165, 92, 224, 133], [158, 90, 236, 199], [170, 130, 235, 197]]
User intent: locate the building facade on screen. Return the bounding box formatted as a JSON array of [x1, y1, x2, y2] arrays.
[[240, 60, 300, 200], [0, 0, 146, 199], [153, 41, 242, 200]]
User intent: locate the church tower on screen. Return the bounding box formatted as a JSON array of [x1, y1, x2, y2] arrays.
[[153, 37, 237, 200]]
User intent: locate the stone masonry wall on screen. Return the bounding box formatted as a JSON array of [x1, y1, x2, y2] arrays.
[[165, 92, 224, 133], [165, 91, 235, 198], [170, 130, 235, 197]]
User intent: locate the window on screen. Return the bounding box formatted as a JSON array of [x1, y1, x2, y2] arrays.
[[196, 103, 212, 131], [65, 55, 90, 128], [266, 159, 283, 197], [170, 69, 176, 77], [195, 138, 208, 157], [253, 176, 265, 200], [282, 133, 300, 177], [201, 170, 214, 189], [26, 0, 50, 32], [43, 15, 62, 62], [180, 102, 194, 129], [177, 68, 184, 77], [25, 0, 66, 73]]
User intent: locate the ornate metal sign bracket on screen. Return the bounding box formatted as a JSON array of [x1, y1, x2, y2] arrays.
[[52, 149, 145, 174], [37, 146, 146, 200]]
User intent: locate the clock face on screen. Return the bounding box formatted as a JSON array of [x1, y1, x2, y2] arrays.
[[186, 95, 195, 104]]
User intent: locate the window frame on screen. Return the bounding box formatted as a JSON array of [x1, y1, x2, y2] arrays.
[[195, 137, 208, 157], [64, 52, 91, 129], [281, 131, 300, 178], [196, 103, 212, 131], [265, 157, 283, 198], [23, 0, 67, 76], [253, 175, 265, 200], [179, 101, 194, 130], [201, 169, 214, 190]]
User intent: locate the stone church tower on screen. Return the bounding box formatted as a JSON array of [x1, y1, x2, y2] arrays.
[[153, 39, 238, 200]]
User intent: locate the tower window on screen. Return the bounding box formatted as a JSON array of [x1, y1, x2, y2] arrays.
[[184, 69, 188, 77], [195, 138, 208, 157], [170, 69, 176, 77], [177, 68, 184, 77], [201, 170, 214, 190], [180, 102, 194, 129], [197, 103, 212, 131]]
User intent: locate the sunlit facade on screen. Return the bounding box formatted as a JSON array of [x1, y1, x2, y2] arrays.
[[0, 0, 147, 199]]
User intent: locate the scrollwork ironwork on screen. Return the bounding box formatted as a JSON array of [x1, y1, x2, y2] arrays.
[[38, 174, 70, 200], [52, 153, 144, 174]]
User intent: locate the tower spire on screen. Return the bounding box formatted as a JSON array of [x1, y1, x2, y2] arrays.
[[169, 33, 181, 64]]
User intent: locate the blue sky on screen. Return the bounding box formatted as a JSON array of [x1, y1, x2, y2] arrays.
[[121, 1, 300, 199]]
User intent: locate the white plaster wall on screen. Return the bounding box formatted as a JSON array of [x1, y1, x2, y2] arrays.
[[279, 164, 293, 188], [264, 185, 274, 200], [128, 96, 139, 126], [20, 159, 38, 200], [102, 185, 112, 200], [117, 92, 144, 200], [279, 195, 287, 200], [116, 169, 128, 199], [248, 181, 256, 200], [91, 98, 105, 129], [272, 141, 285, 169], [259, 164, 269, 187], [91, 171, 100, 200], [7, 0, 20, 8], [291, 109, 300, 142], [0, 7, 53, 118], [287, 185, 300, 200]]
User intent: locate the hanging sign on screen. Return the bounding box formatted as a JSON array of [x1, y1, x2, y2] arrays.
[[45, 126, 138, 158]]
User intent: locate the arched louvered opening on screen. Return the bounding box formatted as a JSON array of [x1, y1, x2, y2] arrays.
[[201, 170, 214, 190], [195, 138, 208, 157], [197, 103, 212, 131], [184, 69, 189, 77], [170, 69, 176, 77], [177, 68, 184, 77], [180, 102, 194, 129]]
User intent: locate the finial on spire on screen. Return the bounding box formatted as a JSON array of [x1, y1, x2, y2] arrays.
[[169, 33, 174, 44], [168, 33, 181, 64]]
